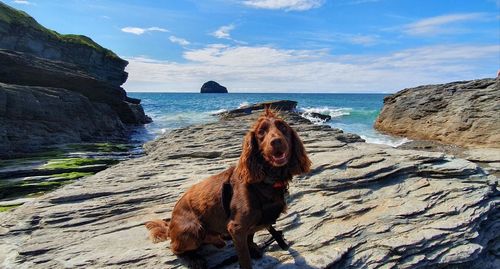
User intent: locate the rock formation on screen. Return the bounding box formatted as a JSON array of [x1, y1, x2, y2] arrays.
[[0, 109, 497, 268], [0, 3, 151, 157], [218, 100, 298, 117], [303, 111, 332, 122], [200, 81, 228, 93], [374, 78, 499, 148]]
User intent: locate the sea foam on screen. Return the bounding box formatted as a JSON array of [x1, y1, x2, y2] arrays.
[[298, 106, 351, 124]]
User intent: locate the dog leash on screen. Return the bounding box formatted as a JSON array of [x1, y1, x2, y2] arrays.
[[266, 225, 289, 250]]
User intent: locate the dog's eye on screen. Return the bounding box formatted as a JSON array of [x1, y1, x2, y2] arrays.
[[257, 128, 267, 136], [276, 122, 288, 134]]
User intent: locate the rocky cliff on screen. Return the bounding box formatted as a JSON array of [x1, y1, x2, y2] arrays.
[[374, 78, 499, 148], [0, 2, 150, 157], [0, 109, 497, 268]]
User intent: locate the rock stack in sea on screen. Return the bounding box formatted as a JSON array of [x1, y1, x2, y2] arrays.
[[0, 2, 151, 157], [200, 80, 228, 93], [0, 103, 497, 268]]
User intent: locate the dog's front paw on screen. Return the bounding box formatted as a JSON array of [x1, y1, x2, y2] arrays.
[[249, 242, 263, 259]]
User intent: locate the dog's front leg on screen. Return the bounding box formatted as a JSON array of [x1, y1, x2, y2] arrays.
[[227, 221, 252, 269], [248, 233, 263, 259]]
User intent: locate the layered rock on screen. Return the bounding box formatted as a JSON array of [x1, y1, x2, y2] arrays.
[[0, 3, 151, 157], [374, 78, 500, 148], [0, 110, 497, 268], [200, 81, 228, 93], [218, 100, 298, 117], [0, 83, 125, 154]]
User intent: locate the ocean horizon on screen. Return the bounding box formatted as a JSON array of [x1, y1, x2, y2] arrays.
[[128, 92, 409, 147]]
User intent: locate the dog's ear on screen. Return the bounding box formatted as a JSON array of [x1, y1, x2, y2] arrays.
[[236, 131, 265, 184], [288, 127, 311, 175]]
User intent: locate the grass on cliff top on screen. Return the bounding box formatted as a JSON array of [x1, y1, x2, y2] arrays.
[[0, 2, 119, 59]]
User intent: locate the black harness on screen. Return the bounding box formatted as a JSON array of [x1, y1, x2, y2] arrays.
[[221, 179, 289, 250]]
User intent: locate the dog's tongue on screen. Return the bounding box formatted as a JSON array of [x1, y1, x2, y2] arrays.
[[272, 153, 287, 162]]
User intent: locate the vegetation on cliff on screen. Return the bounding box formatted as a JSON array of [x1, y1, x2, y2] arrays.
[[0, 2, 118, 59]]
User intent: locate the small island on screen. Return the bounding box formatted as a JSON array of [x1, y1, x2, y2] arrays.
[[200, 80, 228, 93]]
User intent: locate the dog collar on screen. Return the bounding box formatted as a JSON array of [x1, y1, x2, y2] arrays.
[[272, 181, 287, 190], [263, 177, 287, 190]]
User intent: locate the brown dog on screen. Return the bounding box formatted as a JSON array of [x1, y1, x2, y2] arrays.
[[146, 109, 311, 269]]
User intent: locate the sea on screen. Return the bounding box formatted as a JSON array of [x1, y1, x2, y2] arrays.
[[127, 93, 409, 147]]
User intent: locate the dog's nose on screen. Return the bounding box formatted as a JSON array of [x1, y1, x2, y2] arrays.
[[271, 138, 282, 147]]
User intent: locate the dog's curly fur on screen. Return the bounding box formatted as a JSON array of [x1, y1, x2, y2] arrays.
[[146, 109, 311, 269]]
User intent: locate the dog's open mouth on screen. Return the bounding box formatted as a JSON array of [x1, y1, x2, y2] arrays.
[[271, 152, 288, 166]]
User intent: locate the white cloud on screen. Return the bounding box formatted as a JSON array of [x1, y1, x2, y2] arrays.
[[121, 27, 168, 35], [183, 44, 326, 66], [403, 13, 486, 36], [294, 31, 382, 46], [347, 35, 379, 46], [212, 24, 235, 39], [124, 44, 499, 93], [347, 0, 379, 4], [242, 0, 324, 11], [12, 0, 31, 5], [169, 36, 190, 46]]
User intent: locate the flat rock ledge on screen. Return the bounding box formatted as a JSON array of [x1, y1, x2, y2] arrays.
[[1, 111, 499, 269], [218, 100, 298, 118]]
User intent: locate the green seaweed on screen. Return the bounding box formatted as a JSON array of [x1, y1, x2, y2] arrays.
[[43, 158, 119, 170], [50, 172, 95, 180], [0, 2, 119, 59], [0, 172, 90, 199], [66, 143, 134, 153], [0, 203, 22, 212], [0, 179, 75, 199], [0, 149, 65, 168]]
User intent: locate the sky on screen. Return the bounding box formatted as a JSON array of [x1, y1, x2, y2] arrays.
[[7, 0, 500, 93]]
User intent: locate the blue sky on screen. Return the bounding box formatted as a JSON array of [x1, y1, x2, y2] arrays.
[[8, 0, 500, 92]]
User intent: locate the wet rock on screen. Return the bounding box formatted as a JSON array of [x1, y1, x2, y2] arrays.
[[309, 112, 331, 122], [302, 111, 332, 122], [218, 100, 298, 117]]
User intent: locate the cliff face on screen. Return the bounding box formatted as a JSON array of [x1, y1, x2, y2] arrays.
[[0, 3, 126, 87], [375, 78, 500, 148], [0, 2, 151, 156]]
